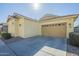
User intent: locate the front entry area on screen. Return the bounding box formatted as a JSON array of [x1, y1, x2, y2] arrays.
[[41, 23, 66, 38]]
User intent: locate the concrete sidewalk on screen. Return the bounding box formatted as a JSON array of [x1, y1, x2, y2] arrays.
[[34, 46, 66, 56]]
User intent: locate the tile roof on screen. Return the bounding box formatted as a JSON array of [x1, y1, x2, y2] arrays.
[[7, 13, 79, 22], [39, 14, 79, 21], [7, 13, 38, 22]]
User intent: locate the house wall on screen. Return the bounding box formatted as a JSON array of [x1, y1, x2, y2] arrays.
[[23, 19, 41, 38], [8, 16, 77, 38], [39, 17, 76, 38], [15, 18, 25, 37], [8, 18, 41, 38], [66, 17, 75, 38], [8, 18, 17, 37]]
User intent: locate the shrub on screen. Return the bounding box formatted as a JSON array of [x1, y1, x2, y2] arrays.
[[1, 32, 12, 39], [69, 32, 79, 47]]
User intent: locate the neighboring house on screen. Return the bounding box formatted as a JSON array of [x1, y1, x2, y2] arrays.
[[7, 13, 79, 38], [74, 25, 79, 32], [0, 24, 3, 32], [0, 23, 8, 33]]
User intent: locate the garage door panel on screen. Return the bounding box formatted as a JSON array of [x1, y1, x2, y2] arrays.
[[42, 23, 66, 38]]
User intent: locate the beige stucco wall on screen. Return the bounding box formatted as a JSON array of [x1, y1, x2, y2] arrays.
[[16, 18, 25, 37], [8, 18, 25, 37], [8, 18, 17, 37], [8, 17, 41, 38], [23, 19, 41, 38], [66, 17, 75, 38]]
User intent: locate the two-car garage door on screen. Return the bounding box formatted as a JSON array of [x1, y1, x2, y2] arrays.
[[41, 23, 66, 38]]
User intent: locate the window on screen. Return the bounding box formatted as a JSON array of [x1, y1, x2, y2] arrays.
[[62, 23, 64, 25], [42, 25, 44, 27], [49, 24, 52, 26], [52, 24, 54, 26], [55, 24, 57, 26], [19, 24, 21, 27], [42, 25, 43, 27], [46, 25, 48, 27], [58, 24, 61, 26], [48, 24, 50, 26], [42, 25, 46, 27]]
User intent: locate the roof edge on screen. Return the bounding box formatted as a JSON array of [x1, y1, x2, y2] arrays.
[[39, 14, 79, 21]]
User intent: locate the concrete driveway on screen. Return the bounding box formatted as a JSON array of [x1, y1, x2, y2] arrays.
[[0, 39, 15, 56], [0, 36, 67, 56]]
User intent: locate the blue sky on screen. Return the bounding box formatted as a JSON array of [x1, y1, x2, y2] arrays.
[[0, 3, 79, 26]]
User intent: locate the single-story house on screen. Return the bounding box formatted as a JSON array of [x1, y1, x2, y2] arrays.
[[7, 13, 79, 38]]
